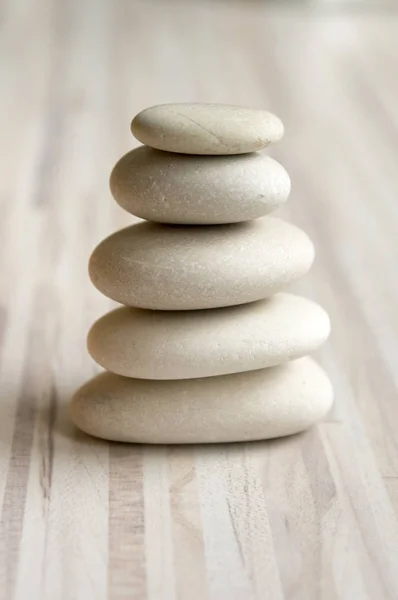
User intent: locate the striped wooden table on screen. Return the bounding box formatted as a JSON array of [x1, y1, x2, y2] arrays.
[[1, 1, 398, 598]]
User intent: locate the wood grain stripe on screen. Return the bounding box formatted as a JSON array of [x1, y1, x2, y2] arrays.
[[196, 449, 253, 600], [143, 447, 176, 600], [169, 447, 208, 600], [224, 444, 284, 600], [109, 445, 146, 600], [0, 322, 41, 599]]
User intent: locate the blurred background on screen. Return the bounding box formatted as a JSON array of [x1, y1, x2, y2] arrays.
[[1, 1, 398, 598], [2, 0, 397, 383]]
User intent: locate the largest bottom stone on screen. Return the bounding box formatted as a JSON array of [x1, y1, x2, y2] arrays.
[[70, 357, 333, 444]]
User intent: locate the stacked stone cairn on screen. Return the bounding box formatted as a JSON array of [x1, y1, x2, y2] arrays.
[[71, 103, 333, 444]]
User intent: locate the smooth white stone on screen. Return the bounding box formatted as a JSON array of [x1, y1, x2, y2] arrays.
[[88, 294, 330, 379], [130, 103, 284, 155], [89, 218, 315, 310], [110, 146, 290, 224], [70, 357, 334, 444]]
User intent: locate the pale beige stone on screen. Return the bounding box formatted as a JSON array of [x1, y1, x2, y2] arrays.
[[131, 103, 284, 155], [110, 146, 290, 224], [89, 217, 314, 310], [70, 357, 334, 444], [88, 294, 330, 380]]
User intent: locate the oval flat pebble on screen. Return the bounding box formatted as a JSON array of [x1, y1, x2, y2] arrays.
[[110, 146, 290, 224], [88, 294, 330, 380], [89, 218, 315, 310], [70, 357, 334, 444], [131, 103, 284, 155]]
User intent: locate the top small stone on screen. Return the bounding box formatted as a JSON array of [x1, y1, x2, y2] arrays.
[[131, 103, 284, 155]]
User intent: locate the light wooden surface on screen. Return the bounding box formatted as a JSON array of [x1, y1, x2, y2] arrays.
[[1, 1, 398, 599]]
